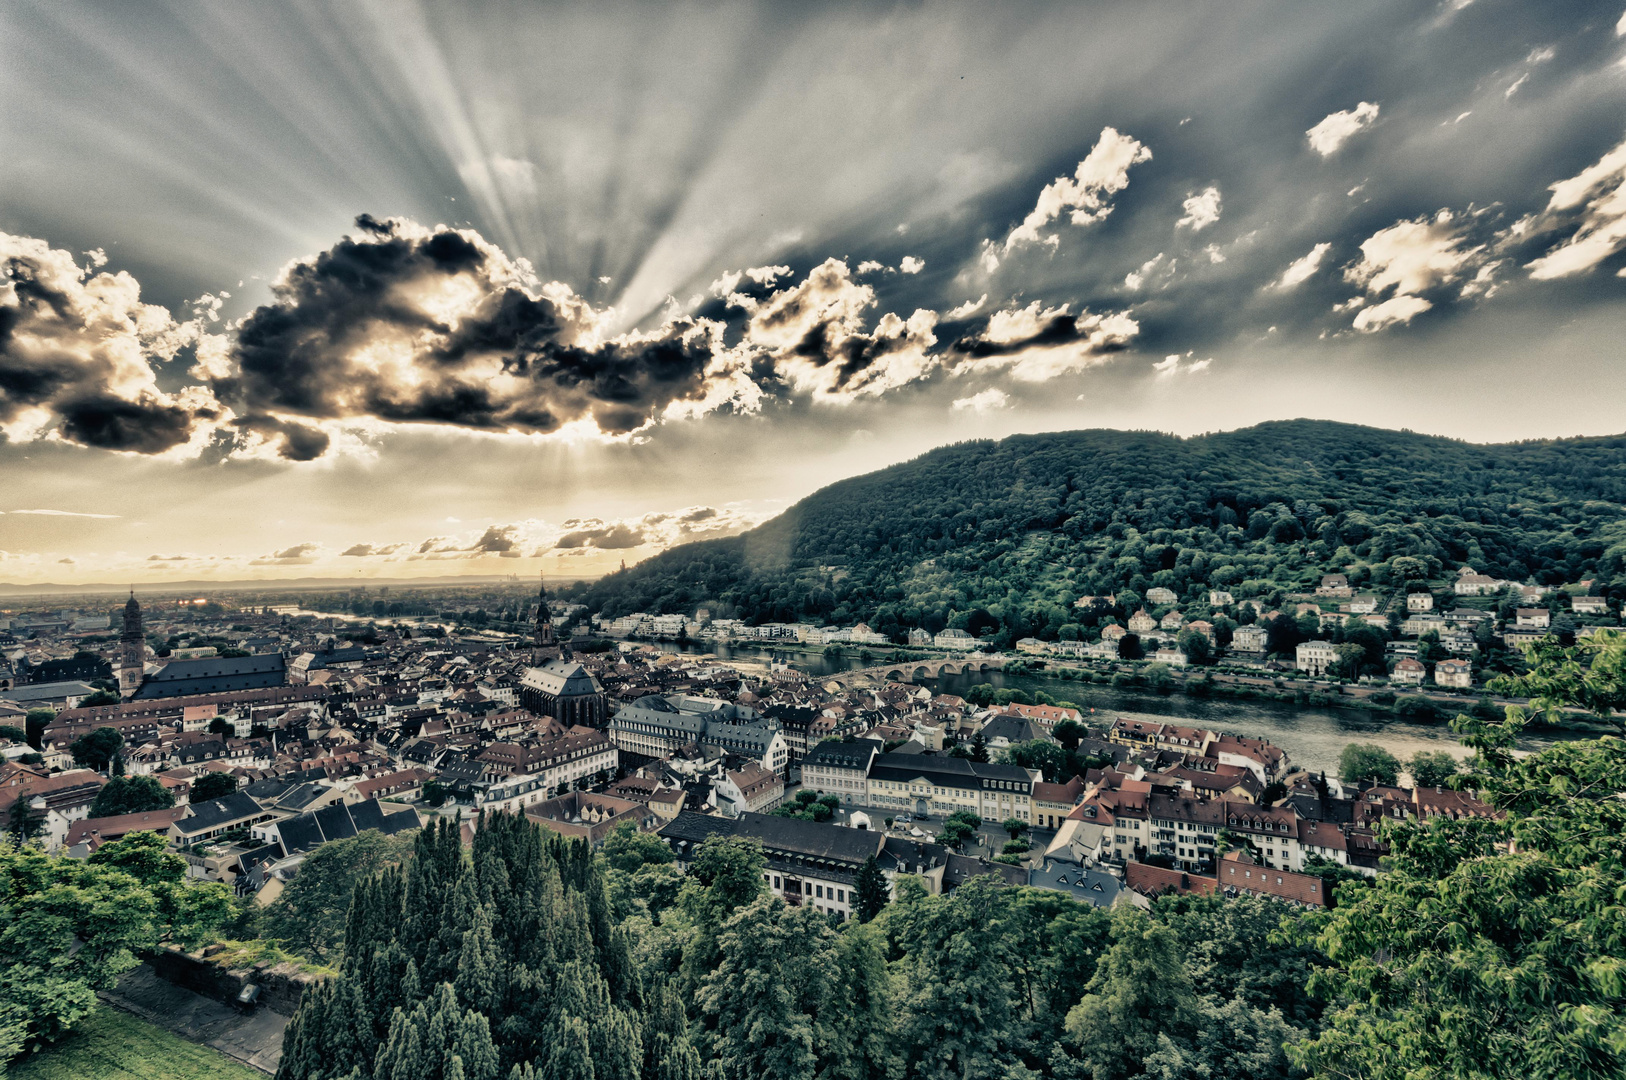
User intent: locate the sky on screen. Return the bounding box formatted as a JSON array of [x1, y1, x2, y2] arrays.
[[3, 1, 1626, 587]]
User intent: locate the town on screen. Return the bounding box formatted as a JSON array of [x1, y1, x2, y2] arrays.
[[4, 568, 1584, 920]]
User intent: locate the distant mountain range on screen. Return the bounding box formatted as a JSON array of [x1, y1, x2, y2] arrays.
[[0, 575, 550, 599], [579, 419, 1626, 642]]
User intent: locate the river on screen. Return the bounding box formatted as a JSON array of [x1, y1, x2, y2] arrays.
[[653, 640, 1577, 778]]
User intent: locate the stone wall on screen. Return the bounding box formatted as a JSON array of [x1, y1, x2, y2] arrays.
[[147, 944, 319, 1017]]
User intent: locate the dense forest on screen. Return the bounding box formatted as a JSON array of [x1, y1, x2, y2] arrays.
[[574, 421, 1626, 643]]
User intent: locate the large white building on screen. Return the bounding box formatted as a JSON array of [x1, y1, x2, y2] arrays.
[[1295, 640, 1338, 676], [609, 695, 789, 774]]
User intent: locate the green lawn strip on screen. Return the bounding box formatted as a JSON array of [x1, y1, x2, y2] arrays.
[[10, 1004, 264, 1080]]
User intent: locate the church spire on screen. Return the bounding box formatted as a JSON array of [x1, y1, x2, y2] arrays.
[[119, 589, 144, 699], [533, 574, 555, 648]]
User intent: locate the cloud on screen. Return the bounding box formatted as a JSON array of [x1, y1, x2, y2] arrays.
[[1124, 253, 1168, 291], [1176, 186, 1222, 232], [1618, 9, 1626, 35], [554, 523, 646, 550], [1274, 243, 1333, 290], [1343, 211, 1483, 329], [1306, 102, 1380, 157], [1352, 294, 1434, 332], [948, 302, 1139, 382], [471, 525, 522, 557], [251, 542, 321, 565], [1153, 354, 1213, 378], [222, 214, 736, 457], [731, 258, 940, 401], [11, 217, 1156, 462], [999, 127, 1152, 256], [1, 231, 225, 454], [946, 295, 987, 319], [1, 508, 120, 518], [1522, 137, 1626, 280], [1505, 73, 1529, 99], [950, 387, 1009, 412]]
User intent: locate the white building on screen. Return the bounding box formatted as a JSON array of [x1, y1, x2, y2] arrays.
[[1230, 626, 1268, 653], [1295, 640, 1338, 676], [934, 628, 977, 651], [1434, 658, 1472, 689], [1390, 657, 1426, 685]]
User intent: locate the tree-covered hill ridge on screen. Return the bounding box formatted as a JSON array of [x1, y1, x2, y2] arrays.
[[581, 419, 1626, 636]]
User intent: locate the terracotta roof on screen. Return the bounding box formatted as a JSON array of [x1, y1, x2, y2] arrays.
[[1125, 861, 1219, 898], [1219, 850, 1327, 907]]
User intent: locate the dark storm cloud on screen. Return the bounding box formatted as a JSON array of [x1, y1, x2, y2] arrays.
[[471, 525, 521, 557], [1, 234, 221, 454], [6, 1, 1626, 474], [218, 216, 726, 457], [554, 524, 646, 550]]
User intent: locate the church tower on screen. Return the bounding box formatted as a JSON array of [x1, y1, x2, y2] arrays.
[[119, 590, 145, 698], [531, 575, 560, 662], [533, 576, 555, 647]]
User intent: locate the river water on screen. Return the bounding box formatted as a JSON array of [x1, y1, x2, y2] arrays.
[[653, 640, 1579, 777]]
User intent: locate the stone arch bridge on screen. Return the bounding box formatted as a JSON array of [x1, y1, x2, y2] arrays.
[[828, 654, 1009, 686]]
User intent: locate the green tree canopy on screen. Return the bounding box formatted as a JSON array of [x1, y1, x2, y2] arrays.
[[1290, 632, 1626, 1079], [88, 776, 174, 818], [1337, 742, 1400, 787], [1063, 905, 1200, 1080], [852, 855, 889, 924], [69, 727, 123, 771], [1406, 750, 1460, 789], [0, 832, 234, 1065], [190, 771, 239, 802], [262, 829, 415, 965], [601, 820, 675, 874]]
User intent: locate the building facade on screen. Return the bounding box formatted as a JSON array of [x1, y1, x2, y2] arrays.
[[519, 660, 609, 727], [865, 752, 1037, 823]]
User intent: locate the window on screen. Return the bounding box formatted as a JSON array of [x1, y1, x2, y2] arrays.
[[815, 885, 824, 899]]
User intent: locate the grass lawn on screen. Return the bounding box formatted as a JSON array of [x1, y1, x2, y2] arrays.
[[10, 1005, 264, 1080]]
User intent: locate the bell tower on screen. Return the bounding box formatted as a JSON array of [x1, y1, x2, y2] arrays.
[[531, 575, 560, 662], [119, 590, 145, 698]]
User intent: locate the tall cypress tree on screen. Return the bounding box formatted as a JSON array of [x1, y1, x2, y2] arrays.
[[454, 1009, 501, 1080], [544, 1016, 595, 1080], [654, 1039, 703, 1080], [454, 906, 503, 1017], [852, 856, 889, 923]]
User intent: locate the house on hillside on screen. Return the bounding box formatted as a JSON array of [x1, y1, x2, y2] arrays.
[[1295, 640, 1337, 676], [1390, 657, 1426, 685], [1434, 659, 1472, 688]]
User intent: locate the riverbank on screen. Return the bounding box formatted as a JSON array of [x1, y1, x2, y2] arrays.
[[918, 664, 1590, 777], [1004, 660, 1610, 733]]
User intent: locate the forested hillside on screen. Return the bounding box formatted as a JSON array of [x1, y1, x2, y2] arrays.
[[578, 421, 1626, 640]]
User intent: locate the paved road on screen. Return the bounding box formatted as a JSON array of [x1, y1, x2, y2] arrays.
[[101, 964, 287, 1075]]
